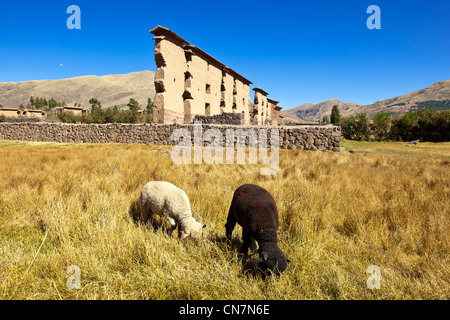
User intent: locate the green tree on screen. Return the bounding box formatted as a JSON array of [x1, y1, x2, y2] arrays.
[[89, 98, 102, 112], [146, 98, 154, 114], [330, 105, 341, 124], [339, 116, 357, 140], [127, 98, 140, 111], [416, 109, 450, 142], [372, 112, 391, 141], [389, 112, 420, 141], [48, 98, 58, 109], [322, 115, 329, 124], [354, 112, 370, 141]]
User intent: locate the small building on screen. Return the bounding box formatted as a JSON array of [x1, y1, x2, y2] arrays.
[[0, 108, 26, 118], [55, 106, 89, 116], [25, 109, 47, 118], [0, 108, 46, 119]]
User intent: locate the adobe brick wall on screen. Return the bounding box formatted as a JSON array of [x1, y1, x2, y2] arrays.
[[151, 26, 252, 125], [193, 113, 245, 125], [0, 122, 341, 151]]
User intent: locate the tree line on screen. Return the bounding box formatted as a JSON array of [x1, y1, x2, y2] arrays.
[[324, 105, 450, 142], [58, 98, 154, 124]]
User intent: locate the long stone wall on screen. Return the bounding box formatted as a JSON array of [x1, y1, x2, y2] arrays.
[[0, 122, 341, 151]]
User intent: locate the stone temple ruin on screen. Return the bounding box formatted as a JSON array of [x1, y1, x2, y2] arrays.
[[150, 26, 283, 126]]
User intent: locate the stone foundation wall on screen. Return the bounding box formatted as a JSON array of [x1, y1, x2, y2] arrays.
[[193, 113, 245, 125], [0, 122, 341, 151]]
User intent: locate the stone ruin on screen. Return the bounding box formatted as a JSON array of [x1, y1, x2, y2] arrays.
[[149, 26, 283, 126]]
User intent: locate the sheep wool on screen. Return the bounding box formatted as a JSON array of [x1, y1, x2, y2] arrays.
[[140, 181, 205, 239], [226, 184, 290, 274]]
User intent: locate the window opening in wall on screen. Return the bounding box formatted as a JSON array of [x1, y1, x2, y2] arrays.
[[205, 103, 211, 116], [184, 71, 192, 90], [206, 83, 211, 94], [185, 51, 192, 62]]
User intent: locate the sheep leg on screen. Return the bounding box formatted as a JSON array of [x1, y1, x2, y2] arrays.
[[240, 231, 253, 256], [225, 210, 236, 239], [140, 203, 154, 226], [166, 216, 178, 237], [250, 236, 257, 252]]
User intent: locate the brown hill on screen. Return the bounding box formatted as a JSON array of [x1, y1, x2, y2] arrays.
[[283, 79, 450, 122], [0, 71, 156, 109]]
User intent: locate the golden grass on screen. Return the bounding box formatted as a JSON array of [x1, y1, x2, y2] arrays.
[[0, 139, 449, 300]]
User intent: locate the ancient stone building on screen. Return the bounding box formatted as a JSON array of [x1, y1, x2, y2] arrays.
[[252, 87, 269, 125], [0, 108, 46, 119], [268, 99, 284, 125], [0, 108, 26, 118], [55, 106, 89, 116], [150, 26, 253, 125]]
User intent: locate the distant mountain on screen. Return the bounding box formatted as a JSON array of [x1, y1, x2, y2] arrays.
[[0, 71, 156, 109], [282, 99, 362, 123], [282, 79, 450, 122]]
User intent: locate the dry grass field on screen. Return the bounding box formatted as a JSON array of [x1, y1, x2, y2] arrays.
[[0, 139, 449, 300]]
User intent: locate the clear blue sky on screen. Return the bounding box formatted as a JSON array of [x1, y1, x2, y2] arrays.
[[0, 0, 449, 109]]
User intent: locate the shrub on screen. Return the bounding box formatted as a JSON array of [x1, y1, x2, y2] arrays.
[[339, 116, 357, 140], [389, 109, 450, 142], [372, 112, 391, 141]]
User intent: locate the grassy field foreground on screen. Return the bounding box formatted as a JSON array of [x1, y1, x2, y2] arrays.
[[0, 140, 449, 299]]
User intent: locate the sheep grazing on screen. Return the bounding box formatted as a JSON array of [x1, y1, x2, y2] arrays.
[[140, 181, 205, 239], [225, 184, 290, 274]]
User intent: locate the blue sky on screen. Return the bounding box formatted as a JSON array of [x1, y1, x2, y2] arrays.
[[0, 0, 449, 109]]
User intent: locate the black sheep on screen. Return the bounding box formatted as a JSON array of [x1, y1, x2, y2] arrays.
[[225, 184, 290, 274]]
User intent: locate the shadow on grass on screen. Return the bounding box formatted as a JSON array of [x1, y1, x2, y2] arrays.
[[128, 198, 171, 233], [207, 233, 273, 279], [128, 201, 279, 280]]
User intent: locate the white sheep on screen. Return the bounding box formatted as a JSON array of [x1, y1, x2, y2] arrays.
[[139, 181, 205, 239]]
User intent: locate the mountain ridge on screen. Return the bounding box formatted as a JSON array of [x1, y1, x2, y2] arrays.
[[282, 79, 450, 122], [1, 73, 448, 121], [0, 70, 156, 109]]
